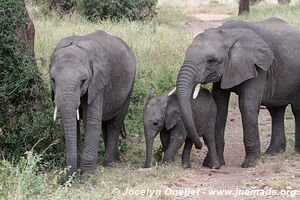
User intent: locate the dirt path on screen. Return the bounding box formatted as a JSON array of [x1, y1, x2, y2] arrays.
[[184, 13, 230, 36]]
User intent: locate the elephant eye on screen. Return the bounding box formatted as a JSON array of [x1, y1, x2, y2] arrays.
[[153, 122, 158, 126], [80, 79, 85, 87], [51, 78, 55, 84], [207, 57, 217, 65]]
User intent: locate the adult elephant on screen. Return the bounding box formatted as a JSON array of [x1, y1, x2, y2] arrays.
[[175, 18, 300, 168], [49, 30, 136, 177]]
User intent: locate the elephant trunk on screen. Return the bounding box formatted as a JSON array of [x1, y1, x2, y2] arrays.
[[61, 110, 77, 176], [144, 133, 155, 168], [176, 63, 203, 149], [55, 94, 80, 176]]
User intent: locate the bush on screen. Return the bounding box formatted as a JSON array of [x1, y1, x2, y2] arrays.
[[0, 0, 64, 164], [77, 0, 158, 22], [249, 0, 261, 5], [33, 0, 77, 14]]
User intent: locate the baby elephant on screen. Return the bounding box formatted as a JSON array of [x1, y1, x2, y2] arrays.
[[143, 88, 220, 169]]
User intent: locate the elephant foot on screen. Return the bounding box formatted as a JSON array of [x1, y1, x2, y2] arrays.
[[203, 159, 220, 169], [203, 154, 221, 169], [144, 162, 152, 168], [103, 158, 121, 167], [163, 159, 175, 166], [241, 155, 260, 168], [103, 153, 121, 167], [265, 144, 286, 156], [182, 162, 191, 169], [216, 153, 225, 166], [219, 157, 225, 166], [80, 169, 97, 182], [81, 168, 97, 175]]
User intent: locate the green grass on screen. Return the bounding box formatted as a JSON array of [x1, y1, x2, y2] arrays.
[[2, 3, 300, 200], [235, 4, 300, 28]]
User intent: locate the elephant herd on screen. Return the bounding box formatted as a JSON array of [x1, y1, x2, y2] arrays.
[[49, 17, 300, 180]]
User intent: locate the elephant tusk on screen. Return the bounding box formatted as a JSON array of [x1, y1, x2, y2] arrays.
[[193, 83, 201, 99], [53, 106, 58, 121], [77, 109, 80, 121], [168, 87, 176, 96]]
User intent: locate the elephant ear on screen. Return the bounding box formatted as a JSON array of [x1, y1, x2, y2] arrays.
[[54, 36, 75, 52], [50, 36, 77, 61], [87, 51, 110, 104], [220, 28, 274, 89], [76, 40, 111, 104], [165, 95, 181, 130]]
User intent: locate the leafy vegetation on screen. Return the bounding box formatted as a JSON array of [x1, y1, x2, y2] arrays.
[[1, 2, 300, 199], [0, 0, 64, 164], [33, 0, 77, 14], [32, 0, 158, 21], [77, 0, 158, 21]]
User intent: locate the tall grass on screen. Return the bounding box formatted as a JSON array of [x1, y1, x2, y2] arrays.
[[235, 4, 300, 28], [1, 3, 300, 199]]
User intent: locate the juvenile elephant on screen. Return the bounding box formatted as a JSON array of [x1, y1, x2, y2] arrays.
[[143, 88, 220, 169], [49, 30, 136, 177], [175, 18, 300, 168]]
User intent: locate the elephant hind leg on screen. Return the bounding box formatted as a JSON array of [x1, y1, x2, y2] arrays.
[[265, 106, 287, 155], [291, 104, 300, 153], [103, 119, 121, 166], [103, 96, 131, 166]]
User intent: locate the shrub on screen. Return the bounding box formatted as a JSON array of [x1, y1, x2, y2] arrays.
[[33, 0, 77, 14], [0, 0, 64, 164], [77, 0, 158, 22], [249, 0, 261, 5]]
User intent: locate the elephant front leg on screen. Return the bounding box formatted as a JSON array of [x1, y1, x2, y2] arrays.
[[163, 122, 186, 165], [239, 82, 266, 167], [212, 82, 230, 166], [160, 128, 170, 152], [203, 117, 220, 169], [81, 97, 102, 175], [181, 138, 193, 169]]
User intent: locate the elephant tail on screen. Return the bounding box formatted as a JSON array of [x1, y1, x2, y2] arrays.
[[120, 122, 126, 139]]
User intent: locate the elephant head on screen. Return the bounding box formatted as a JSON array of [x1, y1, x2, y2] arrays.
[[143, 89, 169, 168], [176, 27, 274, 149], [49, 36, 110, 175]]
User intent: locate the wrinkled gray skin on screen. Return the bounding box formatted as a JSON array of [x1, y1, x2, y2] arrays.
[[49, 30, 136, 177], [175, 17, 300, 168], [144, 88, 219, 169]]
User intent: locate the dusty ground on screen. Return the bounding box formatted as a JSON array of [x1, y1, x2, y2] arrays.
[[170, 97, 300, 200]]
